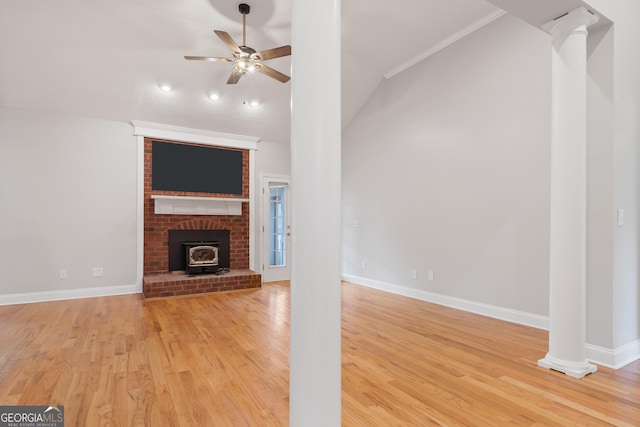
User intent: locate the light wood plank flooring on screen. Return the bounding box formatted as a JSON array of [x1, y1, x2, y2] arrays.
[[0, 281, 638, 426]]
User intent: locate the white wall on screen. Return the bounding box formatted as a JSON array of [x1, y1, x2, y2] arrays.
[[342, 15, 552, 316], [255, 140, 291, 177], [0, 107, 138, 300]]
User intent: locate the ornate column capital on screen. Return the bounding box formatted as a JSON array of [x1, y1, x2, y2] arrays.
[[542, 6, 600, 37]]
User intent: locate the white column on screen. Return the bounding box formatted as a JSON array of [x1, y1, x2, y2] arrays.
[[290, 0, 341, 425], [538, 7, 599, 379]]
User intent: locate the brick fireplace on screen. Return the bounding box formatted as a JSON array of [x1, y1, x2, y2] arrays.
[[142, 137, 261, 298]]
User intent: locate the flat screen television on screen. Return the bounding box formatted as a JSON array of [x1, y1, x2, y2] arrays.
[[152, 141, 243, 195]]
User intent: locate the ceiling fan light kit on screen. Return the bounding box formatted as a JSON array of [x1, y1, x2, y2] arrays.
[[185, 3, 291, 85]]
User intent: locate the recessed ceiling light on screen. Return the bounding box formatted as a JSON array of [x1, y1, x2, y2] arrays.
[[248, 99, 260, 108], [159, 83, 173, 92], [208, 92, 221, 101]]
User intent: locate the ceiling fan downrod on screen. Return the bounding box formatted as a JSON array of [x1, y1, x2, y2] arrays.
[[239, 3, 250, 47]]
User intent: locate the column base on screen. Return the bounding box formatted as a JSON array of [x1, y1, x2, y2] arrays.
[[538, 354, 598, 378]]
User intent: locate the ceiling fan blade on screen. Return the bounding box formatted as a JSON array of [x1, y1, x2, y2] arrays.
[[227, 70, 243, 85], [252, 45, 291, 61], [214, 30, 241, 55], [257, 64, 291, 83], [184, 56, 233, 62]]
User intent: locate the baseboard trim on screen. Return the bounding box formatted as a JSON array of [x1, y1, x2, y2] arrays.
[[0, 283, 141, 306], [586, 340, 640, 369], [342, 274, 549, 330]]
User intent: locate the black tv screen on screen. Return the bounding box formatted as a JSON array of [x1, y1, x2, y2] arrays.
[[152, 141, 243, 195]]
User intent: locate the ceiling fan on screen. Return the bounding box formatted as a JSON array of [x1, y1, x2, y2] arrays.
[[184, 3, 291, 84]]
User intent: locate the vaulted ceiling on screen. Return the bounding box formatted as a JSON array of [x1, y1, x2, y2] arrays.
[[0, 0, 503, 142]]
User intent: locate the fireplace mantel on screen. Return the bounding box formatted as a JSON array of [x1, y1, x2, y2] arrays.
[[151, 195, 248, 216]]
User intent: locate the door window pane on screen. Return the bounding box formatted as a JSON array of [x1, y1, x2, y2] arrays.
[[269, 186, 287, 267]]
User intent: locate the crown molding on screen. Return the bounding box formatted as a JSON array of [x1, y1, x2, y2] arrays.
[[384, 9, 507, 80]]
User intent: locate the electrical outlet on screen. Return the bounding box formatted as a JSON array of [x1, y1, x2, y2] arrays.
[[92, 267, 104, 277], [361, 261, 367, 270], [59, 269, 68, 279], [428, 271, 434, 281], [411, 269, 418, 280]]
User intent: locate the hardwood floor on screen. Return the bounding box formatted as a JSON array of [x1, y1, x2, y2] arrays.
[[0, 281, 638, 426]]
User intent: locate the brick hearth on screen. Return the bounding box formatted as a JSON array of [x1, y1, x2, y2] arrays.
[[142, 137, 261, 297], [143, 270, 261, 298]]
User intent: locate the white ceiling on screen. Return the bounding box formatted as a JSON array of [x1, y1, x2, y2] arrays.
[[0, 0, 501, 143]]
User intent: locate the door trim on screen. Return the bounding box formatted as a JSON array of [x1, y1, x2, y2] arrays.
[[260, 173, 292, 282]]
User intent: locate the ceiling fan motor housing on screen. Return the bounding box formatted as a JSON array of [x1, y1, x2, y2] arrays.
[[240, 46, 256, 55]]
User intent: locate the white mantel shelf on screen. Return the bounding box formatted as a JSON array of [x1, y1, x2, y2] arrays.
[[151, 195, 248, 216]]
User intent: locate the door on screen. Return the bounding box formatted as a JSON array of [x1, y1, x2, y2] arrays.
[[261, 175, 292, 282]]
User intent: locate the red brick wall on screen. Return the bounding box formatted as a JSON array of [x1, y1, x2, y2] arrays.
[[143, 138, 250, 275]]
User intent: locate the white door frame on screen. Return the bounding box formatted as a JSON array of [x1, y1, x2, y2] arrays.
[[260, 173, 292, 282]]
